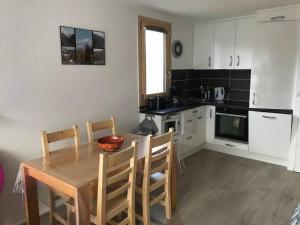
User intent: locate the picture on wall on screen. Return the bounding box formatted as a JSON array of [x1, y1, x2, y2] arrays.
[[60, 26, 105, 65]]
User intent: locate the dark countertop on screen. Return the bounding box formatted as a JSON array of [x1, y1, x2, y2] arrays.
[[139, 99, 293, 115]]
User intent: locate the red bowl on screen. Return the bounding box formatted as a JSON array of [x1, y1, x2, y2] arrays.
[[97, 135, 124, 152]]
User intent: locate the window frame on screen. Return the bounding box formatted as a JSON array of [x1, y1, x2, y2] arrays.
[[138, 16, 171, 106]]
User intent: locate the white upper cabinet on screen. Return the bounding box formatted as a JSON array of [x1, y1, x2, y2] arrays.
[[235, 17, 256, 69], [213, 20, 236, 69], [194, 17, 255, 70], [250, 20, 298, 109], [193, 23, 214, 69]]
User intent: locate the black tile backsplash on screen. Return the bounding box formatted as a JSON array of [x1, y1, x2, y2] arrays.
[[171, 69, 251, 102]]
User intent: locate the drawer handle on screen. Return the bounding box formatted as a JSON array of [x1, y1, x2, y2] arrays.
[[186, 136, 193, 140], [270, 16, 285, 21], [174, 140, 178, 143], [262, 115, 276, 119], [193, 110, 198, 114], [197, 116, 203, 119], [187, 119, 193, 123], [225, 143, 235, 147]]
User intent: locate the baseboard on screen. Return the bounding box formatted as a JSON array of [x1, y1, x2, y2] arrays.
[[203, 143, 288, 167]]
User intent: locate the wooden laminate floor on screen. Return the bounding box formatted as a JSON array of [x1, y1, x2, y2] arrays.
[[161, 150, 300, 225], [39, 150, 300, 225]]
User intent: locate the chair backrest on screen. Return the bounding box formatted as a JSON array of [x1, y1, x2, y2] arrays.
[[41, 124, 80, 157], [86, 117, 117, 143], [96, 141, 137, 225], [143, 128, 174, 192]]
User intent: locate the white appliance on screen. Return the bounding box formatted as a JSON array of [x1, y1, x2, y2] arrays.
[[162, 113, 182, 136], [214, 87, 225, 101], [139, 113, 182, 136]]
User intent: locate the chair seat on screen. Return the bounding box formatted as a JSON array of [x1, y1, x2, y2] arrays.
[[90, 194, 128, 224]]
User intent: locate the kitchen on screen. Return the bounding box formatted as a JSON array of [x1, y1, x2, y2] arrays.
[[2, 0, 300, 225]]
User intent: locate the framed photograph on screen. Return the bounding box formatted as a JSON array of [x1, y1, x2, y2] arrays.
[[75, 28, 93, 64], [61, 46, 76, 64], [94, 49, 105, 65], [60, 26, 105, 65], [60, 27, 75, 46]]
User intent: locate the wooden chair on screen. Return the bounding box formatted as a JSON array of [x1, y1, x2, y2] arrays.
[[41, 124, 80, 225], [136, 128, 174, 225], [90, 141, 137, 225], [86, 117, 117, 143]]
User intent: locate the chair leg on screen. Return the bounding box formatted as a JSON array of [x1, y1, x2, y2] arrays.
[[142, 194, 150, 225], [49, 190, 56, 225], [165, 177, 172, 219]]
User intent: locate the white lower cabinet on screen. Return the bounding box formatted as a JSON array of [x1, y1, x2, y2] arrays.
[[174, 135, 184, 155], [195, 107, 205, 147], [249, 111, 292, 159], [205, 106, 215, 144], [182, 107, 205, 154]]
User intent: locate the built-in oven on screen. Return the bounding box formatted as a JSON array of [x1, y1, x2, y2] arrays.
[[162, 113, 182, 136], [215, 107, 248, 143]]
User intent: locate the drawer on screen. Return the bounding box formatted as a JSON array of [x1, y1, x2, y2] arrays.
[[215, 138, 249, 151], [184, 135, 196, 152], [173, 135, 184, 154], [182, 108, 199, 119], [183, 117, 196, 135]]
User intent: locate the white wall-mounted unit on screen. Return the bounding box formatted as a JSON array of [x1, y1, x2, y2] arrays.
[[256, 5, 300, 23], [249, 20, 298, 109]]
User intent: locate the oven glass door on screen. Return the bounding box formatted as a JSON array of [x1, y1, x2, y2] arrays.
[[215, 113, 248, 142]]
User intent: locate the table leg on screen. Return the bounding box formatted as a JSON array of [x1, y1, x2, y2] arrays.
[[74, 184, 90, 225], [22, 166, 40, 225], [171, 148, 177, 211]]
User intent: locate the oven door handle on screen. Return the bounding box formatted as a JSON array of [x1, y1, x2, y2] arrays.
[[216, 112, 248, 118]]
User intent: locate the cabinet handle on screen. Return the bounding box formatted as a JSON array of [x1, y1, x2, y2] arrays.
[[174, 140, 178, 143], [210, 109, 212, 118], [186, 136, 193, 140], [197, 116, 203, 119], [252, 93, 256, 105], [230, 56, 233, 67], [237, 55, 240, 67], [262, 115, 276, 119], [208, 56, 212, 68], [193, 110, 198, 114], [225, 143, 235, 147], [187, 119, 193, 123], [270, 16, 285, 21]]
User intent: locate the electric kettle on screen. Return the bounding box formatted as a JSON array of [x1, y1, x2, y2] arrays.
[[214, 87, 225, 101]]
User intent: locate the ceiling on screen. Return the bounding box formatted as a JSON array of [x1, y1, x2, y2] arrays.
[[121, 0, 300, 21]]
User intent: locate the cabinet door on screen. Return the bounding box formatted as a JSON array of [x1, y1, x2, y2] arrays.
[[250, 20, 298, 109], [235, 17, 255, 69], [205, 106, 215, 144], [249, 111, 292, 159], [195, 112, 205, 146], [183, 135, 196, 153], [213, 20, 236, 69], [193, 23, 214, 69]]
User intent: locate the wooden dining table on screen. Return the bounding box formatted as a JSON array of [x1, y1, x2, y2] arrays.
[[21, 133, 177, 225]]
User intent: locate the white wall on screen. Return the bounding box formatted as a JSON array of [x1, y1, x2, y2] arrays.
[[0, 0, 193, 224]]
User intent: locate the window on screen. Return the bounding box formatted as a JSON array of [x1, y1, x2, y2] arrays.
[[138, 16, 171, 106]]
